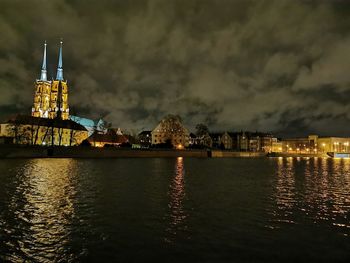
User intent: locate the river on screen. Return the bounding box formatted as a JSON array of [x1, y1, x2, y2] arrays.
[[0, 157, 349, 262]]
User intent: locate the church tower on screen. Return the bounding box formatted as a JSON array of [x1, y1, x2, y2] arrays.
[[31, 41, 70, 120], [32, 41, 52, 118], [49, 41, 69, 120]]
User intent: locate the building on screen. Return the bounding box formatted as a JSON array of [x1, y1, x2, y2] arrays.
[[237, 132, 249, 151], [258, 133, 273, 152], [32, 41, 69, 120], [87, 129, 129, 147], [227, 131, 274, 152], [209, 132, 232, 149], [151, 115, 189, 148], [0, 115, 88, 146], [282, 137, 310, 153], [249, 135, 260, 152], [70, 116, 107, 136], [317, 137, 350, 153], [0, 41, 91, 146], [209, 133, 222, 148], [271, 138, 283, 152], [138, 131, 152, 148], [191, 133, 212, 148], [281, 135, 350, 154], [221, 132, 233, 149]]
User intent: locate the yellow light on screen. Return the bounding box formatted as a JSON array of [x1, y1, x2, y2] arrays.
[[176, 144, 184, 150]]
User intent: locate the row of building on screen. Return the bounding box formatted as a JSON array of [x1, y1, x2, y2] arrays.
[[1, 42, 350, 154]]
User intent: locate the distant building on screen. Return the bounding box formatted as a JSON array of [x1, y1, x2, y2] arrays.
[[259, 133, 273, 153], [215, 131, 274, 152], [271, 138, 282, 152], [282, 137, 312, 153], [249, 135, 260, 152], [0, 115, 88, 146], [70, 116, 107, 136], [151, 115, 189, 148], [191, 133, 213, 148], [209, 133, 222, 148], [189, 133, 197, 146], [88, 129, 129, 147], [282, 135, 350, 153], [220, 132, 233, 149], [237, 132, 249, 151], [209, 132, 232, 149], [138, 131, 152, 148], [32, 41, 69, 120]]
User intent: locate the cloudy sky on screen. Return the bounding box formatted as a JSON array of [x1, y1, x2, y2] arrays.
[[1, 0, 350, 136]]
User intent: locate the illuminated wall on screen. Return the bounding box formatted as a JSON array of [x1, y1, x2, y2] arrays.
[[32, 80, 69, 120], [0, 123, 87, 146], [32, 80, 52, 118]]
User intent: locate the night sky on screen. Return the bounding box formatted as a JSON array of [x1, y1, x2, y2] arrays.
[[1, 0, 350, 137]]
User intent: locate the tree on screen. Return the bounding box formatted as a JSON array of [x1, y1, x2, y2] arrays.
[[195, 123, 209, 137], [159, 115, 186, 139]]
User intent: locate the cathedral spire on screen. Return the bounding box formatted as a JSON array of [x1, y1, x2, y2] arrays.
[[40, 41, 47, 81], [56, 40, 63, 81]]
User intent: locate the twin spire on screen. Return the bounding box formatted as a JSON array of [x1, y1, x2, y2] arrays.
[[40, 41, 47, 81], [40, 40, 64, 81]]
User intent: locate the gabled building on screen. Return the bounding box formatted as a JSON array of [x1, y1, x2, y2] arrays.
[[209, 133, 222, 148], [209, 132, 233, 149], [220, 132, 233, 149], [151, 115, 189, 148], [88, 129, 129, 147]]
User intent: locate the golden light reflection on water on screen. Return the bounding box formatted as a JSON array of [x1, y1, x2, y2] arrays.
[[7, 159, 78, 262], [272, 157, 296, 225], [270, 157, 350, 234], [165, 157, 188, 242]]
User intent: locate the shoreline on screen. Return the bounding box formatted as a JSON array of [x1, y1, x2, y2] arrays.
[[0, 145, 268, 158], [0, 145, 333, 158]]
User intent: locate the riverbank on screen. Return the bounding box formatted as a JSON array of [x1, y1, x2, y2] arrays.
[[0, 145, 267, 158], [267, 152, 329, 158]]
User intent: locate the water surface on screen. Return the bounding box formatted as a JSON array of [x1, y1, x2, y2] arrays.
[[0, 157, 349, 262]]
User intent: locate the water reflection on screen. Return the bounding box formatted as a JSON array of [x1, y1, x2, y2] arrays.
[[269, 157, 350, 235], [3, 159, 78, 262], [165, 157, 188, 242], [271, 157, 296, 225]]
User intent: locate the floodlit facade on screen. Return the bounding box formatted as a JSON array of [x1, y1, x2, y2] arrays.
[[317, 137, 350, 153], [32, 41, 69, 120], [271, 138, 283, 152], [281, 135, 350, 153], [0, 115, 88, 146], [152, 115, 190, 147]]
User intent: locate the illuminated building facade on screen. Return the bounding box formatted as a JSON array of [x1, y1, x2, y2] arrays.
[[281, 135, 350, 153], [0, 115, 88, 146], [32, 41, 69, 120], [152, 115, 190, 148]]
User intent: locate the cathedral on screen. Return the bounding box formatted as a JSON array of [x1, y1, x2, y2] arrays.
[[32, 41, 69, 120]]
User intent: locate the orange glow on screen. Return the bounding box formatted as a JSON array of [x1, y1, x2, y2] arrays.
[[176, 144, 184, 150]]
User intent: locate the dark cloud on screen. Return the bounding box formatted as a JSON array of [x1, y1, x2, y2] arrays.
[[1, 0, 350, 136]]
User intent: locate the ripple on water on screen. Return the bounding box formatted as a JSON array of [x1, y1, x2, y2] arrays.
[[0, 158, 349, 262]]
